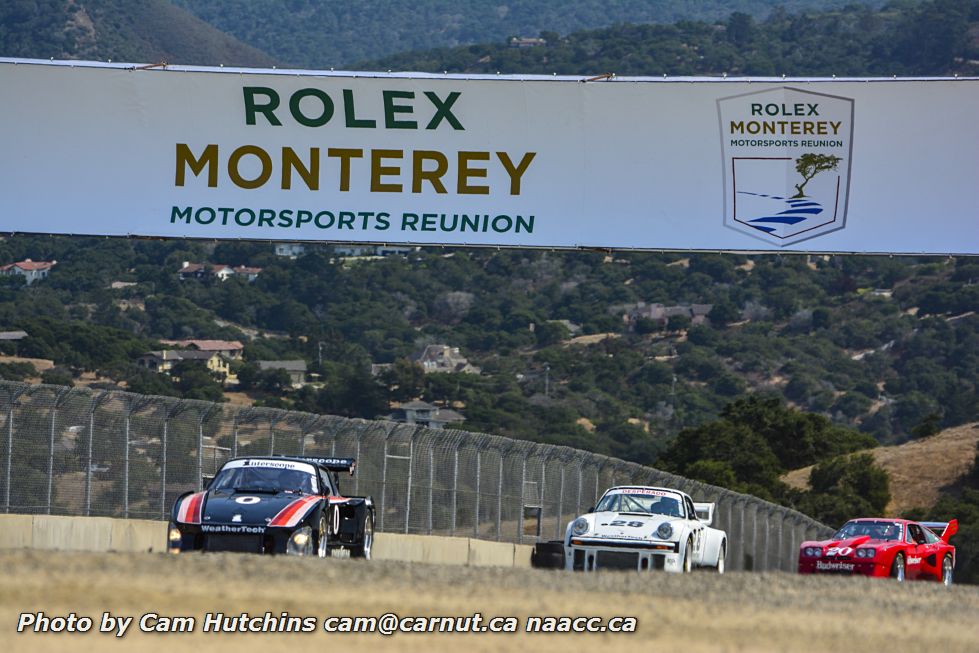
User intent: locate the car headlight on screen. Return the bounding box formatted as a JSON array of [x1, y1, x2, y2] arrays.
[[856, 548, 876, 558], [656, 522, 673, 539], [572, 518, 589, 536], [802, 546, 820, 557], [287, 526, 313, 556], [168, 526, 181, 552]]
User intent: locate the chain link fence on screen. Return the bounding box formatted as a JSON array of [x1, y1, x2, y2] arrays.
[[0, 381, 832, 571]]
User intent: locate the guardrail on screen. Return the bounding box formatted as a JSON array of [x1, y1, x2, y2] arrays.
[[0, 381, 832, 571], [0, 514, 534, 567]]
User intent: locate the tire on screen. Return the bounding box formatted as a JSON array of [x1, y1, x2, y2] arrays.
[[682, 539, 693, 573], [351, 510, 373, 560], [715, 542, 726, 574], [531, 541, 567, 569], [941, 555, 953, 587], [890, 553, 906, 582], [316, 513, 328, 558]]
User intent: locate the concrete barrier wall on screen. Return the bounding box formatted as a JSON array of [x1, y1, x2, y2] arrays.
[[0, 514, 532, 568]]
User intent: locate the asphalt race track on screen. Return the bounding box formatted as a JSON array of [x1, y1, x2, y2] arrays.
[[2, 550, 978, 652]]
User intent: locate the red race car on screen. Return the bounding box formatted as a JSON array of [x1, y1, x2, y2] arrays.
[[798, 518, 957, 585]]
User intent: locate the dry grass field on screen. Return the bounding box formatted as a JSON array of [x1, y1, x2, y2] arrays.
[[782, 422, 979, 514], [2, 550, 978, 653]]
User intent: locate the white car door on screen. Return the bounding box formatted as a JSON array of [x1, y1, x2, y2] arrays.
[[685, 496, 706, 563]]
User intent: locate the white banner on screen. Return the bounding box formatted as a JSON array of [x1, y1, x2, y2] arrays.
[[1, 59, 977, 254]]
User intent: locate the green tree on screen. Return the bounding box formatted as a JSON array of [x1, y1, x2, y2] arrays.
[[797, 453, 890, 526], [792, 154, 842, 198]]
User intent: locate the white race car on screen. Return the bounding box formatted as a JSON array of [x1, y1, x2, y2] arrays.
[[565, 485, 727, 573]]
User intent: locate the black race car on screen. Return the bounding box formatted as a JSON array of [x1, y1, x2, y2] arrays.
[[168, 456, 374, 558]]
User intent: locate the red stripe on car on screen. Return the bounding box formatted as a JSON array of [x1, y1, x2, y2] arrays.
[[269, 495, 320, 527], [177, 492, 205, 524]]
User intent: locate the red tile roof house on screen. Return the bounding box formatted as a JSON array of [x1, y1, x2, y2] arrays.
[[0, 259, 56, 285], [158, 339, 245, 360]]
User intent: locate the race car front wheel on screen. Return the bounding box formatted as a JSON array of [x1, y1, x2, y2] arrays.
[[942, 555, 953, 587], [316, 514, 328, 558], [890, 553, 905, 582]]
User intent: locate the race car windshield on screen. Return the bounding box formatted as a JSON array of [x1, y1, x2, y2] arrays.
[[210, 466, 316, 495], [833, 520, 902, 541], [595, 492, 684, 517]]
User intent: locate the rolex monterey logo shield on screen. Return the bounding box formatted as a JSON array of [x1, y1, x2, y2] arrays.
[[718, 87, 854, 246]]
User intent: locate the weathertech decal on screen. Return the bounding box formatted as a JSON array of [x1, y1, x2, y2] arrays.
[[201, 524, 266, 534], [176, 492, 205, 524], [269, 495, 321, 527]]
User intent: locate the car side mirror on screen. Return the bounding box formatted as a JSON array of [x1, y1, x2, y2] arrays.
[[586, 506, 594, 513], [201, 474, 214, 490]]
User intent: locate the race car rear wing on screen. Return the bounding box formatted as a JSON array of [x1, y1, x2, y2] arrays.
[[922, 519, 958, 543], [693, 502, 715, 526], [295, 457, 357, 476]]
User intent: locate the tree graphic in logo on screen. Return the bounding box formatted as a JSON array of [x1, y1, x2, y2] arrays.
[[792, 153, 842, 198]]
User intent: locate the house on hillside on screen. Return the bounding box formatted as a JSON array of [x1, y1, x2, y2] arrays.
[[136, 349, 235, 383], [413, 345, 480, 374], [158, 339, 245, 360], [275, 243, 307, 258], [178, 262, 262, 282], [334, 245, 418, 258], [257, 360, 308, 387], [334, 245, 376, 257], [383, 400, 465, 430], [613, 302, 714, 328], [0, 330, 29, 356], [509, 37, 547, 48], [0, 259, 56, 285]]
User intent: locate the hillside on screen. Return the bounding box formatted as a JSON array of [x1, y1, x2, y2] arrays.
[[171, 0, 899, 69], [365, 0, 979, 76], [0, 0, 278, 66], [782, 423, 979, 514]]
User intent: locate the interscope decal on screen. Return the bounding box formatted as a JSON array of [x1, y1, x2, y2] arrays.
[[1, 58, 977, 254], [719, 87, 854, 247]]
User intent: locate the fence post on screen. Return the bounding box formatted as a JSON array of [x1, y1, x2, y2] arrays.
[[196, 405, 216, 492], [517, 455, 526, 544], [3, 386, 29, 513], [46, 387, 72, 515], [473, 442, 483, 538], [46, 401, 56, 514], [496, 448, 504, 541], [404, 434, 414, 534], [231, 411, 239, 458], [556, 459, 565, 540], [450, 442, 459, 537], [426, 443, 434, 535], [380, 437, 388, 532], [84, 394, 103, 517], [354, 431, 361, 495], [123, 411, 130, 519], [4, 404, 13, 513]]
